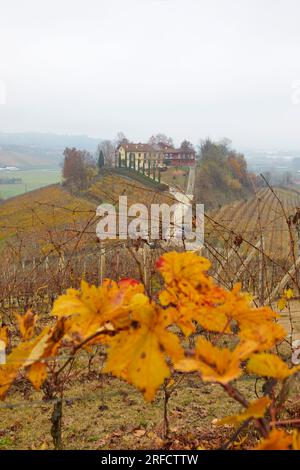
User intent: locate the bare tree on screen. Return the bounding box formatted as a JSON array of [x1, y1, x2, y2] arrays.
[[148, 133, 174, 147], [97, 140, 115, 167], [180, 140, 194, 151], [115, 132, 129, 146]]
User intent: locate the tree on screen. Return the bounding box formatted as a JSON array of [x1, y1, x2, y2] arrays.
[[97, 141, 115, 167], [115, 132, 129, 147], [194, 138, 258, 209], [97, 149, 105, 171], [63, 147, 96, 190], [148, 134, 174, 147], [180, 140, 194, 151], [199, 138, 226, 162]]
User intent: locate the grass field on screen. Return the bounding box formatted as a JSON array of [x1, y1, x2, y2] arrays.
[[0, 359, 260, 450], [0, 169, 61, 199], [160, 167, 189, 191]]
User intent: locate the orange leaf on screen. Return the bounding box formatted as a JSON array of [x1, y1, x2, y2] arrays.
[[254, 429, 292, 450], [292, 430, 300, 450], [175, 337, 254, 384], [247, 353, 300, 380], [16, 310, 37, 340], [217, 397, 271, 426], [27, 362, 47, 390], [239, 323, 286, 351]]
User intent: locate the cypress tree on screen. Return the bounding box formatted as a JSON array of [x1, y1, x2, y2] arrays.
[[97, 150, 105, 171]]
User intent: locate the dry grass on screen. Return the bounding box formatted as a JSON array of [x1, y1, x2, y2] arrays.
[[0, 368, 259, 450], [0, 332, 298, 451], [160, 168, 189, 192]]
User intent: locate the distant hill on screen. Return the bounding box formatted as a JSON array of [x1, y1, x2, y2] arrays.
[[0, 132, 102, 169], [0, 148, 62, 169]]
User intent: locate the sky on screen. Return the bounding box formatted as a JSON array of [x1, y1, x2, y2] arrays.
[[0, 0, 300, 149]]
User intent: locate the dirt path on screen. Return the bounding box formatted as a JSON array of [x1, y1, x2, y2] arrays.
[[273, 299, 300, 340], [186, 166, 195, 196]]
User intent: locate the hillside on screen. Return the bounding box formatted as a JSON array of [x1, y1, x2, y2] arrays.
[[206, 187, 300, 260], [0, 185, 95, 254], [0, 172, 173, 258]]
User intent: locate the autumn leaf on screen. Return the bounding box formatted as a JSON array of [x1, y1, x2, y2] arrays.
[[156, 251, 211, 287], [277, 296, 287, 311], [217, 397, 271, 426], [0, 318, 70, 398], [27, 362, 47, 390], [104, 294, 183, 401], [157, 253, 278, 338], [278, 289, 293, 311], [0, 333, 49, 399], [285, 288, 293, 300], [16, 310, 37, 340], [254, 429, 292, 450], [247, 353, 300, 380], [292, 430, 300, 450], [239, 322, 286, 351], [175, 337, 254, 384], [51, 279, 144, 340]]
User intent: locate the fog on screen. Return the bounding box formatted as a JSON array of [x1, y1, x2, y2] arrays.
[[1, 0, 300, 149]]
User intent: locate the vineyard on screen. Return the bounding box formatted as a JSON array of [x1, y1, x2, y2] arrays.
[[203, 187, 300, 303], [1, 176, 300, 451], [208, 187, 300, 259]]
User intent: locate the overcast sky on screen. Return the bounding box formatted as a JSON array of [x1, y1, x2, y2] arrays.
[[1, 0, 300, 149]]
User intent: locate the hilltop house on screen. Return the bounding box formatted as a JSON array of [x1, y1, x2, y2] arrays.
[[117, 142, 196, 169], [156, 143, 196, 167], [117, 143, 164, 169]]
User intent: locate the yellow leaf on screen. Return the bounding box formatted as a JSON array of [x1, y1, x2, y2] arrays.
[[157, 252, 278, 339], [104, 294, 183, 401], [292, 430, 300, 450], [51, 279, 144, 340], [0, 318, 70, 399], [284, 288, 293, 300], [254, 429, 292, 450], [27, 362, 47, 390], [277, 296, 287, 311], [0, 333, 48, 399], [217, 397, 271, 426], [175, 337, 254, 384], [239, 323, 286, 351], [247, 353, 300, 380], [16, 310, 37, 340], [156, 251, 211, 287]]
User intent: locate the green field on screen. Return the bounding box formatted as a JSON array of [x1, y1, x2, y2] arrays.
[[0, 169, 62, 199]]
